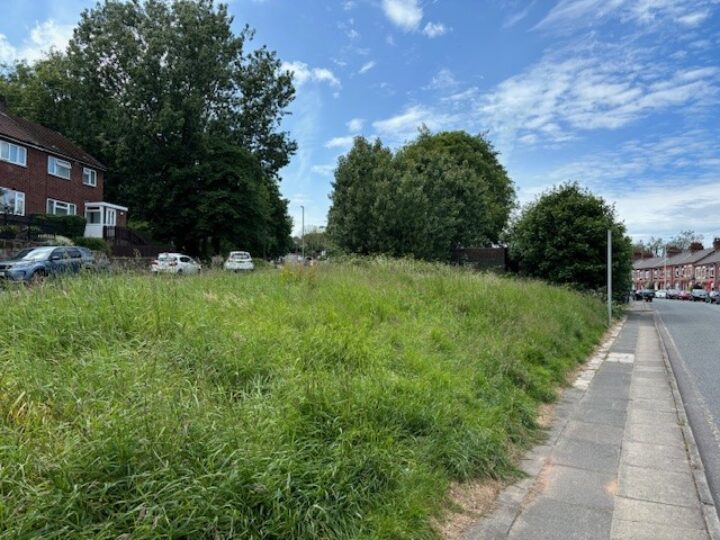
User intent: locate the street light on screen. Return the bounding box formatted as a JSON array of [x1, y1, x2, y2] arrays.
[[300, 205, 305, 261]]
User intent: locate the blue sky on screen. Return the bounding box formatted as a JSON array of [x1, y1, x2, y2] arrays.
[[1, 0, 719, 243]]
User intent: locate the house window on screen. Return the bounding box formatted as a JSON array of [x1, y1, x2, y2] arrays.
[[46, 198, 77, 216], [48, 156, 72, 179], [0, 186, 25, 215], [83, 167, 97, 187], [0, 140, 27, 167]]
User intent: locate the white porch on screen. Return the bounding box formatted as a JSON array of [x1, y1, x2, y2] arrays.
[[84, 202, 128, 238]]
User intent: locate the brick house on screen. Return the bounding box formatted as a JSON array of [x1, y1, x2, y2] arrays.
[[0, 97, 127, 237], [632, 239, 720, 291]]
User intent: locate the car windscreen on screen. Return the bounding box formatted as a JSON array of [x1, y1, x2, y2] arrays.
[[158, 254, 176, 262], [8, 247, 55, 261], [229, 253, 250, 261]]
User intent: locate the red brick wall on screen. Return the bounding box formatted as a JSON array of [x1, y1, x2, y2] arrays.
[[0, 143, 104, 216]]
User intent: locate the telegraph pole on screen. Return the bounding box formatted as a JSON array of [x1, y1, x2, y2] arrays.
[[607, 229, 612, 326], [300, 205, 305, 261]]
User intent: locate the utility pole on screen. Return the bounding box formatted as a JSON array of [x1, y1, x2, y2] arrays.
[[663, 244, 667, 291], [607, 229, 613, 326], [300, 205, 305, 261]]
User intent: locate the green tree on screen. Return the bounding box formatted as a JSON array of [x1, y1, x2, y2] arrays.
[[508, 182, 632, 299], [327, 137, 394, 254], [327, 130, 515, 260], [0, 0, 295, 255]]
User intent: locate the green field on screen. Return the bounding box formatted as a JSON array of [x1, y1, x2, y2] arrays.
[[0, 261, 607, 539]]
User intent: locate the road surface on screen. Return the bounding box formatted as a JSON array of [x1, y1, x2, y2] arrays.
[[652, 298, 720, 515]]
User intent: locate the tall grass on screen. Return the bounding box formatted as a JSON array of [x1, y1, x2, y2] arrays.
[[0, 260, 606, 538]]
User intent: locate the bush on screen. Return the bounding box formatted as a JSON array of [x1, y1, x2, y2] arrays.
[[33, 214, 87, 238], [72, 237, 111, 254], [0, 224, 20, 239]]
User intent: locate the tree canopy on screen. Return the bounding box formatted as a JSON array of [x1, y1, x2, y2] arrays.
[[0, 0, 296, 256], [508, 182, 632, 299], [327, 130, 515, 261]]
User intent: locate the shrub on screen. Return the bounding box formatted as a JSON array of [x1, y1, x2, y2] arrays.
[[33, 214, 87, 238], [72, 236, 111, 254]]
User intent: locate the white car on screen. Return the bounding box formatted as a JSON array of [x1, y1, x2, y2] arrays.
[[655, 289, 667, 299], [224, 251, 255, 272], [151, 252, 202, 274]]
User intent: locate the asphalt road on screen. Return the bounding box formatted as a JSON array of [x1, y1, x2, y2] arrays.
[[652, 298, 720, 513]]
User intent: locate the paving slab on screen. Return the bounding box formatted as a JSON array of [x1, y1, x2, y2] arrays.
[[618, 461, 697, 507], [563, 420, 625, 446], [552, 438, 621, 473], [612, 496, 706, 530], [621, 440, 689, 470], [611, 519, 708, 540], [509, 499, 612, 540]]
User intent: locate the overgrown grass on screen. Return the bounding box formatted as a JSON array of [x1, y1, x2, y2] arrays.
[[0, 260, 607, 539]]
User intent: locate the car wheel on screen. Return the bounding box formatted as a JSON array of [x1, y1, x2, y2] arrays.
[[30, 270, 47, 284]]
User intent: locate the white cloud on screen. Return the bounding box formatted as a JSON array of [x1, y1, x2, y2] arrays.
[[477, 43, 720, 147], [310, 164, 336, 177], [347, 118, 365, 132], [422, 22, 448, 38], [536, 0, 716, 30], [425, 68, 459, 90], [372, 105, 457, 144], [325, 135, 356, 149], [0, 19, 73, 64], [282, 61, 341, 89], [503, 2, 536, 28], [381, 0, 423, 31], [359, 60, 376, 74]]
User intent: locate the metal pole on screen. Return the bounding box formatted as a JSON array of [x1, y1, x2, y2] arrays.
[[607, 229, 612, 326], [301, 205, 305, 261], [663, 244, 667, 291]]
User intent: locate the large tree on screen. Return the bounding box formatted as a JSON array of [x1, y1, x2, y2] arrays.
[[508, 182, 632, 299], [0, 0, 295, 256], [327, 130, 515, 260]]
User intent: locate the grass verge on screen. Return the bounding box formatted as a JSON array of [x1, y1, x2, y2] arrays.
[[0, 259, 607, 538]]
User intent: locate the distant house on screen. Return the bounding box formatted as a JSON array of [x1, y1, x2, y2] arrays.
[[632, 239, 720, 291], [0, 96, 127, 238]]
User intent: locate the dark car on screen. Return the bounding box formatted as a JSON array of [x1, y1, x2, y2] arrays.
[[677, 290, 692, 301], [635, 289, 655, 302], [691, 289, 709, 302], [0, 246, 95, 282]]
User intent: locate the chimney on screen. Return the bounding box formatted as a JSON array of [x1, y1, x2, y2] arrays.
[[689, 242, 704, 253], [633, 250, 644, 261], [0, 95, 6, 112], [666, 245, 682, 257], [714, 237, 720, 251]]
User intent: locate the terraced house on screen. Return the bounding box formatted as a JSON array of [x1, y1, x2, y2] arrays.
[[632, 238, 720, 291], [0, 97, 127, 238]]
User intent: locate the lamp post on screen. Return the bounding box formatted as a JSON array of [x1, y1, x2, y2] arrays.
[[607, 229, 612, 326], [300, 205, 305, 261], [663, 244, 667, 290]]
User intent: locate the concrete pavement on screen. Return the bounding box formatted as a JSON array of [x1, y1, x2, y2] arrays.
[[465, 308, 720, 540]]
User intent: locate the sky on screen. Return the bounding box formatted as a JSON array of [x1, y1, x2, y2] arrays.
[[1, 0, 719, 243]]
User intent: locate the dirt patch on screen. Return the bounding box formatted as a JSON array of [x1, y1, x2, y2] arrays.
[[521, 458, 553, 509], [537, 403, 555, 429], [434, 478, 504, 539]]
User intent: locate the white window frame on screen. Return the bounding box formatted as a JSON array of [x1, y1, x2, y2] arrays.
[[48, 156, 72, 180], [46, 198, 77, 216], [0, 186, 25, 215], [0, 140, 28, 167], [82, 167, 97, 187]]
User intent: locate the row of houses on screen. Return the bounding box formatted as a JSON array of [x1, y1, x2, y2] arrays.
[[632, 239, 720, 291], [0, 96, 127, 238]]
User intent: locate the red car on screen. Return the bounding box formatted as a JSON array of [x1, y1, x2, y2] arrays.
[[677, 290, 692, 300]]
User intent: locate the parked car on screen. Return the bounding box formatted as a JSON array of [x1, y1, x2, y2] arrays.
[[666, 289, 680, 299], [223, 251, 254, 272], [677, 290, 692, 301], [707, 291, 720, 304], [691, 289, 709, 302], [655, 289, 668, 299], [0, 246, 94, 282], [635, 289, 655, 301], [151, 253, 201, 275]]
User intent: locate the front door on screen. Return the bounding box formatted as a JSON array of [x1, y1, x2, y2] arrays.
[[106, 208, 117, 227]]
